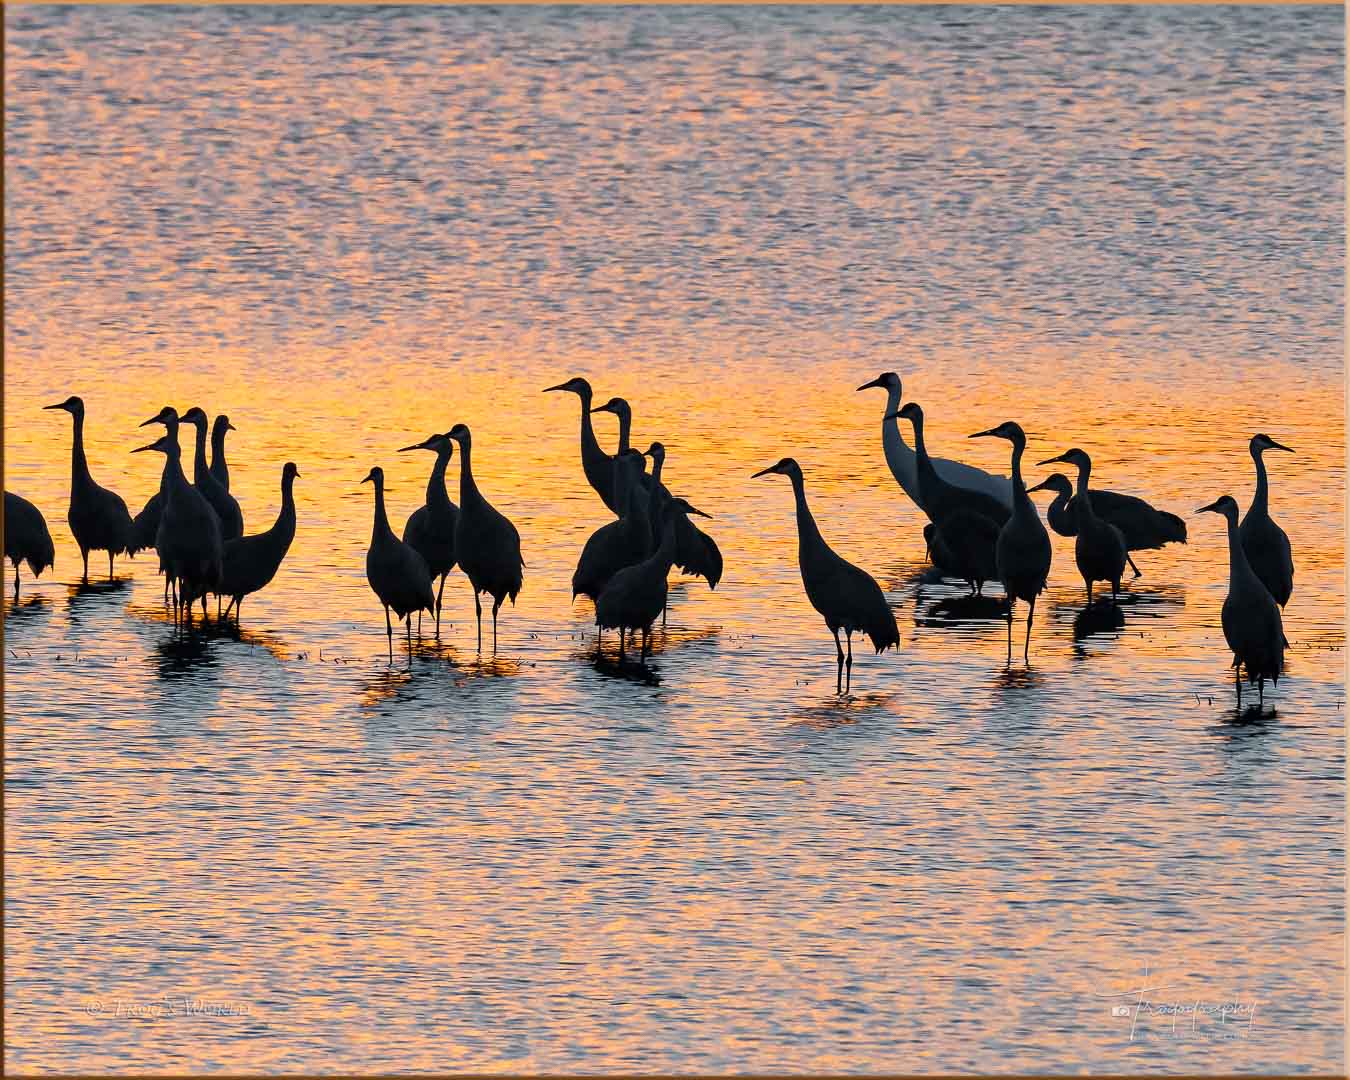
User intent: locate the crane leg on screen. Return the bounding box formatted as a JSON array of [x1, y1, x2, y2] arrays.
[[406, 615, 413, 659], [492, 596, 502, 653], [619, 627, 626, 664], [1111, 578, 1120, 606], [473, 588, 483, 652], [641, 626, 650, 662], [1127, 553, 1142, 578], [81, 548, 89, 583], [1024, 596, 1036, 666], [832, 627, 844, 695], [385, 604, 394, 663], [234, 598, 242, 626], [13, 565, 19, 598], [217, 593, 222, 620], [1234, 663, 1242, 706], [844, 631, 854, 695], [108, 551, 114, 581], [435, 574, 447, 638], [1258, 677, 1265, 708], [1006, 603, 1014, 667], [1085, 580, 1093, 607], [662, 603, 667, 628]]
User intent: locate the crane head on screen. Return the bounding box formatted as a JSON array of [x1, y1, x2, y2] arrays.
[[360, 466, 384, 486], [1251, 433, 1294, 455], [969, 421, 1025, 444], [1036, 448, 1091, 472], [590, 396, 630, 418], [752, 457, 801, 480], [446, 423, 472, 446], [213, 414, 237, 435], [856, 372, 901, 393], [43, 395, 84, 415], [667, 497, 711, 519], [1025, 473, 1073, 497], [398, 432, 453, 456], [1196, 495, 1239, 522], [130, 434, 173, 456], [542, 377, 592, 398], [139, 405, 178, 428], [180, 406, 209, 428], [643, 441, 665, 463], [886, 401, 923, 426], [283, 462, 301, 481]]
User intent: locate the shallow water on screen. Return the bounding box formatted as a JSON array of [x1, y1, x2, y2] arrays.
[[5, 4, 1345, 1073]]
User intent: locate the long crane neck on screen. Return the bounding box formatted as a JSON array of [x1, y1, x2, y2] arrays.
[[789, 471, 827, 556], [210, 427, 230, 485], [1009, 437, 1034, 517], [616, 408, 632, 454], [278, 472, 297, 532], [1249, 446, 1270, 516], [427, 446, 453, 511], [370, 477, 392, 543], [456, 439, 484, 509], [69, 410, 92, 490], [162, 439, 189, 502], [190, 421, 210, 487], [576, 390, 605, 466], [1223, 509, 1261, 593], [1072, 459, 1096, 520], [878, 383, 918, 491]]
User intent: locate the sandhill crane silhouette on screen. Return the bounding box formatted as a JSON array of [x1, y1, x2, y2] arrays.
[[1239, 433, 1294, 608], [4, 491, 55, 596], [362, 466, 434, 662], [1035, 449, 1128, 607], [753, 457, 899, 694], [44, 395, 134, 581], [220, 462, 299, 626], [398, 432, 460, 637]]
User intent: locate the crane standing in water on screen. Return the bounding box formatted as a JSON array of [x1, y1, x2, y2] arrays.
[[398, 432, 460, 637], [858, 371, 1012, 511], [132, 428, 222, 625], [594, 496, 711, 665], [1239, 433, 1295, 608], [362, 466, 434, 661], [220, 462, 299, 626], [1024, 472, 1185, 578], [4, 491, 55, 597], [753, 457, 899, 694], [448, 423, 524, 652], [182, 406, 243, 541], [44, 395, 135, 582], [891, 402, 1009, 594], [1198, 494, 1287, 708], [1035, 448, 1128, 607], [969, 421, 1052, 665], [573, 449, 651, 606]]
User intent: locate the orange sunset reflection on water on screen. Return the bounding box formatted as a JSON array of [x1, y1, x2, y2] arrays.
[[5, 3, 1344, 1074]]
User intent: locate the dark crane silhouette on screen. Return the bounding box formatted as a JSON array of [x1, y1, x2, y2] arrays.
[[43, 395, 134, 581], [1198, 495, 1287, 708], [890, 402, 1009, 594], [1036, 448, 1128, 606], [210, 414, 236, 492], [969, 422, 1052, 665], [594, 496, 710, 665], [753, 457, 899, 694], [1239, 433, 1294, 608], [132, 429, 222, 626], [4, 491, 55, 596], [543, 377, 622, 514], [182, 406, 243, 540], [1024, 472, 1185, 578], [573, 449, 651, 605], [447, 423, 524, 652], [220, 462, 299, 625], [398, 432, 460, 637], [362, 466, 434, 661]]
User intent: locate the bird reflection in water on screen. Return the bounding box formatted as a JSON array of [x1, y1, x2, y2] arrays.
[[915, 590, 1008, 628], [790, 689, 897, 728], [153, 630, 218, 680], [1072, 602, 1126, 645]]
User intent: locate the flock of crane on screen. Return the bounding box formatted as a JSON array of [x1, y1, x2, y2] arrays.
[[6, 373, 1295, 706]]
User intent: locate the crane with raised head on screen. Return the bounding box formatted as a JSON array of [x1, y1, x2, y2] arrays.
[[1238, 433, 1294, 608], [398, 432, 460, 637], [362, 465, 434, 661], [1035, 448, 1128, 606], [220, 462, 299, 626]]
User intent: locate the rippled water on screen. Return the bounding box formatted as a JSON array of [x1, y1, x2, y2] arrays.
[[5, 5, 1345, 1073]]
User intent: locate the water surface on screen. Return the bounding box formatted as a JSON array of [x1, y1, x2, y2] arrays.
[[5, 5, 1345, 1073]]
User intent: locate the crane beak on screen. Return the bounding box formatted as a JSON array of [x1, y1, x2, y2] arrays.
[[1268, 439, 1295, 453], [968, 428, 998, 440], [138, 415, 160, 427], [1195, 499, 1223, 515], [42, 402, 68, 411], [1036, 454, 1066, 467], [293, 468, 302, 478], [751, 465, 778, 478], [684, 504, 712, 518], [1024, 478, 1052, 494], [226, 421, 237, 432], [542, 382, 571, 393], [588, 404, 612, 414], [130, 443, 155, 454], [882, 409, 902, 422], [396, 441, 424, 452], [855, 376, 884, 391]]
